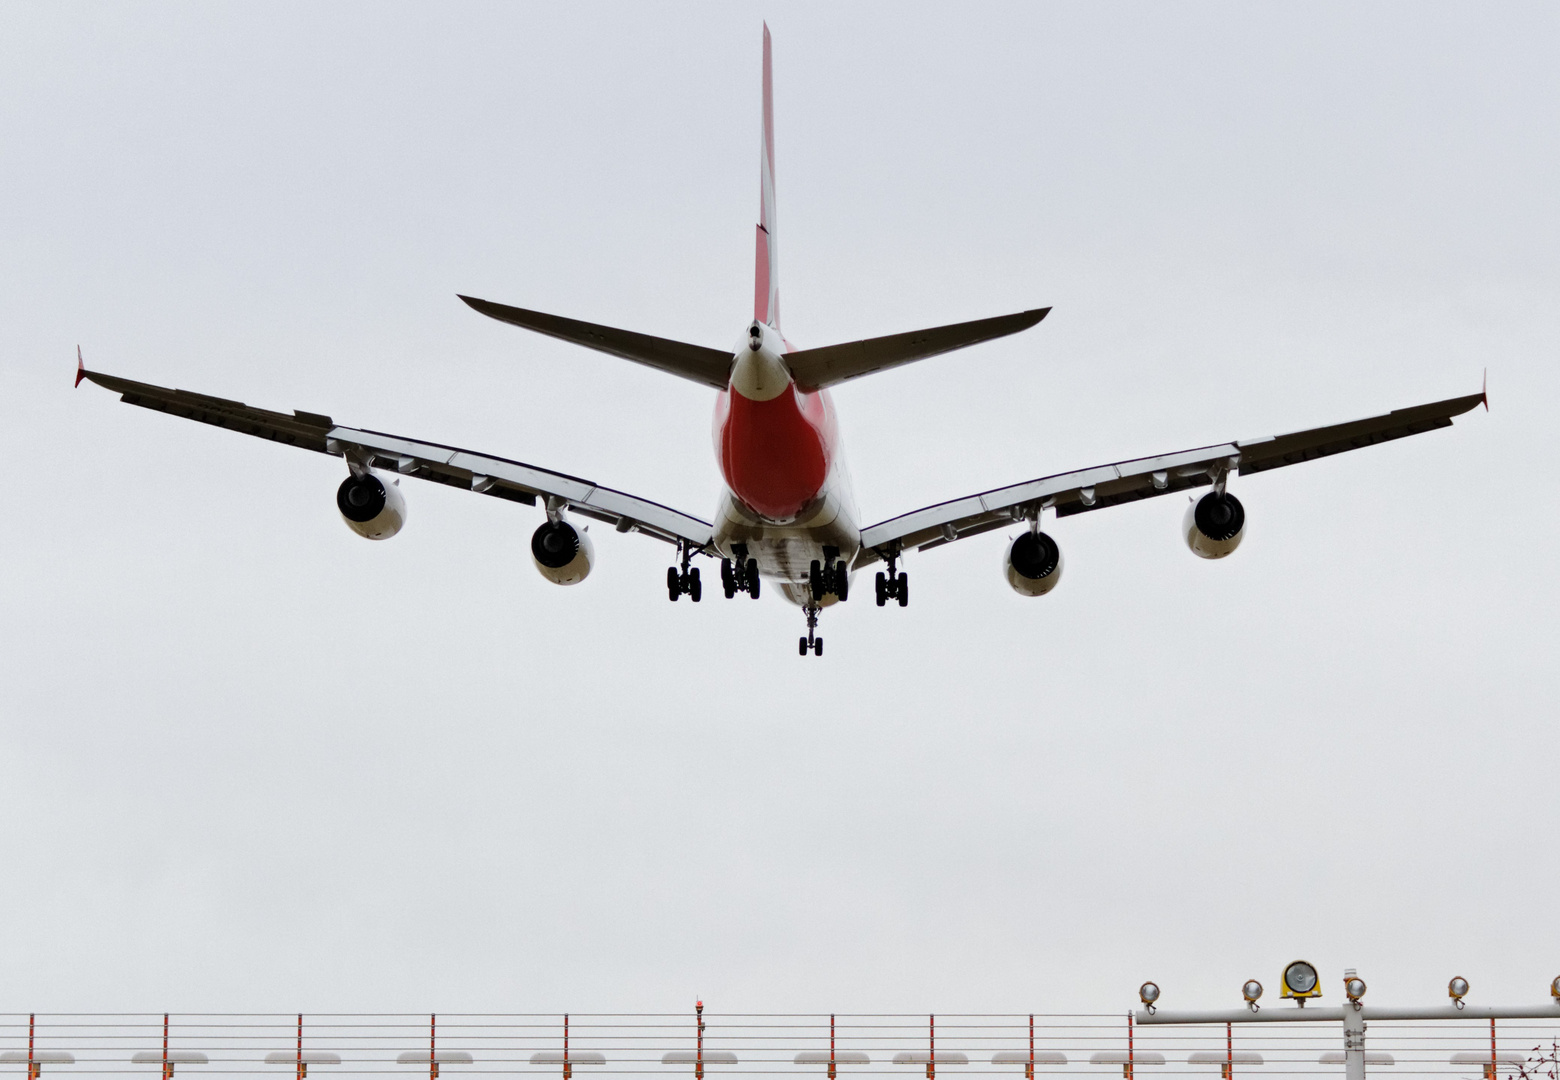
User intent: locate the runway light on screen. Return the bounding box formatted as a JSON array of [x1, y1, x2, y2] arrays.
[[1140, 982, 1161, 1007], [1243, 981, 1263, 1012], [1281, 961, 1322, 1004], [1449, 977, 1470, 1008], [1345, 977, 1367, 1002], [1551, 977, 1560, 1000]]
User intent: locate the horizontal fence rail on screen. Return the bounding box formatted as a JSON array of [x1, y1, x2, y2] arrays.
[[0, 1015, 1557, 1080]]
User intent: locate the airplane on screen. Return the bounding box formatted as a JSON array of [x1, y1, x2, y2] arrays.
[[78, 24, 1485, 657]]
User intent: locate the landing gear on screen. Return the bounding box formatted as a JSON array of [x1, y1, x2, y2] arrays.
[[808, 547, 850, 602], [720, 544, 761, 599], [667, 542, 702, 602], [798, 603, 823, 657], [874, 549, 908, 607]]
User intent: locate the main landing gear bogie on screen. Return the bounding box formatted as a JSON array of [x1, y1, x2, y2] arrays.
[[720, 544, 761, 599], [667, 541, 703, 602], [808, 547, 850, 602], [873, 551, 908, 607]]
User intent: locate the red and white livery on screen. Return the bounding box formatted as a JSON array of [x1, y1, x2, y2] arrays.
[[80, 25, 1485, 655]]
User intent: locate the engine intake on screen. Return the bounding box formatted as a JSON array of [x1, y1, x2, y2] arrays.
[[531, 519, 594, 585], [1184, 491, 1245, 559], [336, 472, 405, 540], [1005, 530, 1064, 596]]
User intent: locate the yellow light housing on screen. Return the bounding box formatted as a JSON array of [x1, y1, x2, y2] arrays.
[[1449, 977, 1470, 1003], [1140, 982, 1160, 1006], [1243, 980, 1263, 1003], [1281, 961, 1322, 1001]]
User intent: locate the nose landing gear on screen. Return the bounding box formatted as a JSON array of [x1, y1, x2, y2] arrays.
[[798, 603, 823, 657]]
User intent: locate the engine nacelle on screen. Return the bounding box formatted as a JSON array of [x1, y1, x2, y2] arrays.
[[531, 518, 594, 585], [1005, 530, 1064, 596], [336, 471, 406, 540], [1184, 491, 1245, 559]]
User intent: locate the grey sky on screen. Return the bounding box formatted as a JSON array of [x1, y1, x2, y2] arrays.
[[0, 2, 1556, 1012]]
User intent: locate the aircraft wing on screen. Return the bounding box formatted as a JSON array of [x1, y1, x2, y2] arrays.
[[854, 389, 1486, 568], [78, 368, 715, 548]]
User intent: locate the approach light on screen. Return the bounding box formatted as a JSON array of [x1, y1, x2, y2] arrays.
[[1243, 980, 1263, 1002], [1551, 976, 1560, 1000], [1281, 961, 1322, 1004], [1449, 977, 1469, 1008], [1345, 977, 1367, 1002], [1140, 982, 1161, 1007]]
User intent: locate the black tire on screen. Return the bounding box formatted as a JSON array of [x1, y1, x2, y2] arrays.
[[688, 567, 702, 603], [808, 559, 824, 601], [897, 572, 909, 607], [746, 559, 760, 598], [720, 558, 734, 589], [876, 571, 887, 607], [667, 566, 680, 601], [799, 637, 808, 656], [835, 566, 849, 602], [813, 637, 823, 656]]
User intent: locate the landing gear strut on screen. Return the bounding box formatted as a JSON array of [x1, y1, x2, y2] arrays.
[[798, 603, 823, 657], [874, 548, 908, 607], [808, 546, 850, 602], [720, 543, 761, 599], [667, 541, 702, 602]]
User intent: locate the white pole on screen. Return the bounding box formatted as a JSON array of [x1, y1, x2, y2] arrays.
[[1342, 973, 1366, 1080]]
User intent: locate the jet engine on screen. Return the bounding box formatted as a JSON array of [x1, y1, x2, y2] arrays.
[[1005, 530, 1064, 596], [1184, 491, 1245, 559], [336, 472, 406, 540], [531, 518, 594, 585]]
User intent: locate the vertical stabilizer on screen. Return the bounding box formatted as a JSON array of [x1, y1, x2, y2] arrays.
[[754, 23, 780, 332]]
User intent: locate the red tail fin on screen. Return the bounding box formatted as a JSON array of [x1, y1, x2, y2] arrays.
[[754, 23, 780, 332]]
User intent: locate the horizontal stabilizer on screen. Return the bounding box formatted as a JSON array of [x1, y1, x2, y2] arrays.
[[459, 295, 733, 390], [785, 307, 1050, 390]]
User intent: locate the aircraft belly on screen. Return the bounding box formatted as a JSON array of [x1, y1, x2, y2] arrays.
[[712, 485, 860, 604]]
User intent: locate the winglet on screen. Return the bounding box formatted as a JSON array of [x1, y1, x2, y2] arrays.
[[75, 345, 86, 388], [1482, 368, 1488, 411]]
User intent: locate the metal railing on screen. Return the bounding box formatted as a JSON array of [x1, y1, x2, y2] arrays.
[[1, 1013, 1557, 1080]]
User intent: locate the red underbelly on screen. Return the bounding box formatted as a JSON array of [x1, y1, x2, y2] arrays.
[[718, 387, 829, 521]]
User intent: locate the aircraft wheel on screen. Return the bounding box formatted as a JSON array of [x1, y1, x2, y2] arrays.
[[746, 559, 760, 598], [813, 637, 823, 656], [875, 571, 887, 606], [799, 636, 808, 656], [688, 567, 701, 602], [897, 572, 909, 607], [808, 559, 824, 601], [667, 566, 681, 601], [835, 565, 849, 602]]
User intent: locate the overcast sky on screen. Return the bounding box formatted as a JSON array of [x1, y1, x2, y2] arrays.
[[1, 1, 1557, 1015]]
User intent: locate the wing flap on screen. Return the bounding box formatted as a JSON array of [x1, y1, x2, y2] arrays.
[[854, 388, 1484, 568], [1236, 391, 1485, 474], [81, 368, 713, 549], [82, 370, 336, 452], [459, 295, 733, 390], [784, 307, 1050, 390]]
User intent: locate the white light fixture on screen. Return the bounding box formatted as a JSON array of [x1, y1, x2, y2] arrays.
[[1449, 977, 1470, 1008], [1281, 962, 1321, 1005], [1242, 981, 1263, 1012], [1140, 982, 1161, 1009], [1551, 976, 1560, 1000], [1344, 970, 1367, 1002]]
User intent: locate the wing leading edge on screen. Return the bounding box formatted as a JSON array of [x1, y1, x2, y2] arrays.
[[78, 369, 713, 548], [855, 390, 1486, 568]]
